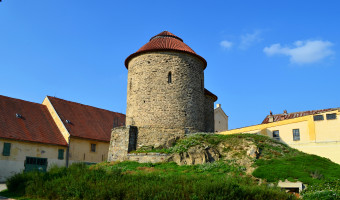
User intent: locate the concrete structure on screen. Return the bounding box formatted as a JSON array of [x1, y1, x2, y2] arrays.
[[214, 104, 228, 132], [108, 31, 217, 161], [219, 108, 340, 164], [278, 180, 305, 194]]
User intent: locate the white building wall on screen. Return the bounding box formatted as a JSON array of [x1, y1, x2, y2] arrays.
[[214, 104, 228, 132]]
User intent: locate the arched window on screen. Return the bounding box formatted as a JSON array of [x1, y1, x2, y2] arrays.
[[168, 72, 172, 84]]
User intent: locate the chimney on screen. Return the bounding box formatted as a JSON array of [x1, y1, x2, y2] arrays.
[[216, 104, 221, 108], [280, 110, 288, 120], [268, 111, 274, 123]]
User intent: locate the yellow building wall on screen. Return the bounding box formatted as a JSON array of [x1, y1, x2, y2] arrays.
[[68, 138, 109, 164], [290, 142, 340, 164], [42, 97, 70, 143], [43, 96, 111, 165], [219, 110, 340, 164], [314, 112, 340, 142], [266, 121, 310, 144], [0, 139, 67, 182]]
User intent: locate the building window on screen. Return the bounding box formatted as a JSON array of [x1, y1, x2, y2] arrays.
[[313, 115, 324, 121], [58, 149, 64, 160], [25, 157, 47, 166], [168, 72, 172, 84], [91, 144, 96, 152], [326, 113, 337, 120], [293, 129, 300, 141], [273, 130, 280, 139], [2, 143, 11, 156]]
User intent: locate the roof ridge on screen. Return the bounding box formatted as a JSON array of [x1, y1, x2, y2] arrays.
[[46, 96, 125, 116], [269, 108, 338, 116], [0, 94, 42, 106], [262, 107, 339, 124]]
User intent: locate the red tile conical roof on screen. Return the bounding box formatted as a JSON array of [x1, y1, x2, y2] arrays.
[[125, 31, 207, 69]]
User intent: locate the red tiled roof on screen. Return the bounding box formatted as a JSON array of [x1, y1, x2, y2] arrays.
[[204, 88, 218, 102], [47, 96, 125, 142], [261, 108, 339, 124], [125, 31, 207, 69], [0, 95, 67, 146]]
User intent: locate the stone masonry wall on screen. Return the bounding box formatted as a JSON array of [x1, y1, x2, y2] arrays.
[[126, 51, 206, 131], [204, 95, 215, 132], [108, 126, 186, 162], [136, 126, 189, 149], [108, 126, 137, 161]]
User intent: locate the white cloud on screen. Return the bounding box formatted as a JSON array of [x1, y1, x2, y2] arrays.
[[220, 40, 233, 49], [240, 30, 262, 49], [264, 40, 334, 64]]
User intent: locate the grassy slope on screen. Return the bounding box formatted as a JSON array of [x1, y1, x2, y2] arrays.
[[134, 133, 340, 198], [5, 134, 340, 199], [135, 133, 340, 184], [6, 162, 295, 200], [151, 133, 340, 184]]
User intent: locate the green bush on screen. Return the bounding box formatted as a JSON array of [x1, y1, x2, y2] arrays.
[[253, 155, 340, 185], [6, 172, 32, 195], [303, 190, 340, 200]]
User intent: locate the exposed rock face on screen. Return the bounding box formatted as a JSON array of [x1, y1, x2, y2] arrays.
[[246, 145, 260, 159], [169, 146, 220, 165], [168, 136, 260, 174]]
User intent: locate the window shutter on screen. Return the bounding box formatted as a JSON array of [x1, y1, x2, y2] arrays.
[[2, 143, 11, 156], [58, 149, 64, 160]]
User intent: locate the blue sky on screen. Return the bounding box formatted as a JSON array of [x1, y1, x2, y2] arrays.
[[1, 1, 339, 129]]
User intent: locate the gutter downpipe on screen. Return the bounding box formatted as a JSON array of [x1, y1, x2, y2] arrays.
[[66, 136, 70, 167]]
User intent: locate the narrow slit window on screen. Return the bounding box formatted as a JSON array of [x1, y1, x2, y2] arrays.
[[168, 72, 172, 84], [130, 78, 132, 90]]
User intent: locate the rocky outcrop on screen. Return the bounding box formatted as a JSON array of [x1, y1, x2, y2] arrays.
[[168, 138, 260, 174], [169, 146, 220, 165]]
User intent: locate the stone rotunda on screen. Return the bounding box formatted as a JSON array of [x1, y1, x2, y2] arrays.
[[108, 31, 217, 161]]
